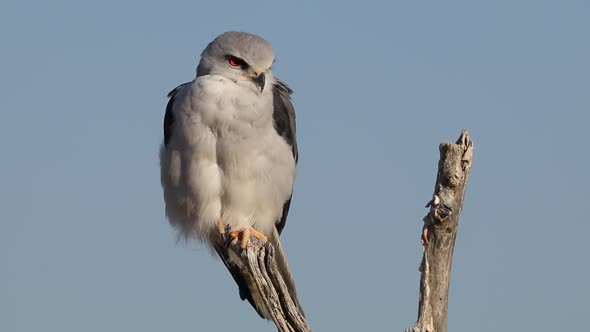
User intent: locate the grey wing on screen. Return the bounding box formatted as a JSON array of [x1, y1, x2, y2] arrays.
[[271, 80, 306, 316], [163, 82, 190, 147], [272, 80, 298, 235]]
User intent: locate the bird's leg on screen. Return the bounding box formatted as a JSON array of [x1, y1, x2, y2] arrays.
[[229, 227, 268, 249], [217, 217, 232, 245], [217, 217, 227, 235]]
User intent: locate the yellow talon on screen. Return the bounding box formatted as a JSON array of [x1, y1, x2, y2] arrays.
[[229, 227, 268, 249], [217, 217, 227, 234]]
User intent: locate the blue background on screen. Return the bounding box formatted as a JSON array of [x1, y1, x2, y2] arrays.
[[1, 1, 588, 331]]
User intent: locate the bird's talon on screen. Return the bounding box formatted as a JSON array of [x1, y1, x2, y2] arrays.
[[229, 227, 268, 249], [218, 218, 231, 243], [217, 218, 227, 234], [229, 230, 240, 240]]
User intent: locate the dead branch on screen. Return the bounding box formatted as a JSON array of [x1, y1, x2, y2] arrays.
[[227, 238, 312, 332], [406, 130, 474, 332]]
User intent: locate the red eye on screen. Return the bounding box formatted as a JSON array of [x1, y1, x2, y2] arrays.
[[228, 57, 240, 67]]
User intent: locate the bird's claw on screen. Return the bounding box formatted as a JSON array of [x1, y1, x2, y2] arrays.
[[218, 218, 231, 244], [230, 227, 268, 249], [217, 218, 267, 249]]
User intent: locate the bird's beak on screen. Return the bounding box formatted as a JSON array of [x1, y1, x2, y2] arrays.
[[251, 73, 266, 92]]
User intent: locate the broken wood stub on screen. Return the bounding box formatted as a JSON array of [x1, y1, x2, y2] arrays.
[[407, 129, 474, 332]]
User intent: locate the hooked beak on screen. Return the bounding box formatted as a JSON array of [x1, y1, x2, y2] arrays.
[[251, 73, 266, 92]]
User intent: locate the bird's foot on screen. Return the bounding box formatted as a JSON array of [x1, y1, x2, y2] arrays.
[[217, 218, 228, 235], [217, 218, 231, 244], [229, 227, 268, 249]]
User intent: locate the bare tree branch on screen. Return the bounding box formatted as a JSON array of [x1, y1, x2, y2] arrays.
[[227, 238, 312, 332], [406, 130, 474, 332]]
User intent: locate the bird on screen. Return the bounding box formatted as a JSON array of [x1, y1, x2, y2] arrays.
[[159, 31, 303, 319]]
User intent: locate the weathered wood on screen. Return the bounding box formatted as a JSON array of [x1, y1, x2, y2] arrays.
[[227, 239, 312, 332], [406, 130, 474, 332]]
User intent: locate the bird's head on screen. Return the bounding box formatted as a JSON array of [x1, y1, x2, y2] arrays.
[[196, 31, 275, 93]]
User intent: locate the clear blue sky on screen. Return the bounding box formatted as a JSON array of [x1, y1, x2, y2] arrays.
[[1, 1, 588, 331]]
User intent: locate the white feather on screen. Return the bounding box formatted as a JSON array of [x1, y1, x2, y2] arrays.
[[160, 74, 296, 244]]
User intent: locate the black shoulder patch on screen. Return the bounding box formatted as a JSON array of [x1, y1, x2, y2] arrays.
[[163, 83, 189, 147], [272, 81, 298, 161], [272, 79, 299, 235]]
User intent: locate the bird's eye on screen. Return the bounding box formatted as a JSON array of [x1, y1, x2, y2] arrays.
[[228, 56, 242, 67]]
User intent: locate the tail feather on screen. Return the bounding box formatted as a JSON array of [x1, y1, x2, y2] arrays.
[[268, 228, 305, 317]]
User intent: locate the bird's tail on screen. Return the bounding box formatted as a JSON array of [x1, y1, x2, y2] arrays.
[[268, 228, 306, 317]]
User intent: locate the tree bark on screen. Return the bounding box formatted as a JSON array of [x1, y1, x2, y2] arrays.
[[227, 239, 312, 332], [406, 130, 474, 332]]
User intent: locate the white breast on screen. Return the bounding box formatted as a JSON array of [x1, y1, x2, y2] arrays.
[[160, 75, 296, 242]]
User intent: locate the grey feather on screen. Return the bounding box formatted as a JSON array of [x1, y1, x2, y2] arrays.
[[272, 80, 298, 162], [272, 80, 298, 235], [270, 82, 304, 318], [269, 228, 306, 317], [163, 83, 191, 147]]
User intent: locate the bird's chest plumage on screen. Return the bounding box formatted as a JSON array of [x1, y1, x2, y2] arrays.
[[191, 76, 284, 176], [165, 77, 295, 238]]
